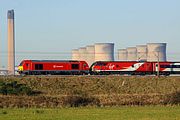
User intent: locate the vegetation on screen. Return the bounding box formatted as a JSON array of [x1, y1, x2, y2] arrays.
[[0, 76, 180, 107], [0, 106, 180, 120], [0, 81, 40, 96]]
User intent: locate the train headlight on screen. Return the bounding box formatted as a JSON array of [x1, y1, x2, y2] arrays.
[[18, 66, 23, 71]]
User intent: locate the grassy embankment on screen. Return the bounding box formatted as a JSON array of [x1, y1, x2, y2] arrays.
[[0, 76, 180, 107]]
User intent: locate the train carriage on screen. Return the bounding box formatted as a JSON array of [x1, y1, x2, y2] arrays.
[[153, 62, 180, 75], [90, 61, 180, 75], [90, 61, 153, 75]]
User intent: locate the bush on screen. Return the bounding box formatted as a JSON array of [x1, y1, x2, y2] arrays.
[[164, 91, 180, 105], [0, 81, 40, 96], [64, 95, 100, 107]]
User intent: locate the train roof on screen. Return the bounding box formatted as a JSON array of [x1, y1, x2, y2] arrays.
[[24, 60, 83, 62], [94, 61, 180, 63]]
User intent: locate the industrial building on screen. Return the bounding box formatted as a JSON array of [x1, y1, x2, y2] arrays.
[[94, 43, 114, 61], [117, 49, 127, 61], [71, 49, 79, 60], [136, 45, 147, 61], [78, 47, 87, 61], [72, 43, 114, 66], [7, 10, 15, 75], [147, 43, 167, 62], [126, 47, 137, 61], [86, 45, 95, 66]]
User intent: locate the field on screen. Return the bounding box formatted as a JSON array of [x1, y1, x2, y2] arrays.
[[0, 76, 180, 107], [0, 106, 180, 120], [0, 76, 180, 119]]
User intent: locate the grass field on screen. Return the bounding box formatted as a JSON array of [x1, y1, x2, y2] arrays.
[[0, 106, 180, 120], [0, 76, 180, 107]]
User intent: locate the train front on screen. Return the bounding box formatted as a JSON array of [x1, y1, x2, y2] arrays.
[[17, 61, 24, 74]]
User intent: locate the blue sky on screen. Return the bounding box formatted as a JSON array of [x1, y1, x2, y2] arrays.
[[0, 0, 180, 67]]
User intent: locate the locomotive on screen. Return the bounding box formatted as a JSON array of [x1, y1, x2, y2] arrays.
[[18, 60, 180, 75], [18, 60, 89, 75]]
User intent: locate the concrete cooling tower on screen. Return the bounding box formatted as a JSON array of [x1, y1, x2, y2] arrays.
[[78, 47, 87, 61], [136, 45, 147, 61], [117, 49, 127, 61], [7, 10, 15, 75], [95, 43, 114, 61], [127, 47, 137, 61], [71, 49, 79, 60], [86, 45, 95, 66], [147, 43, 167, 61]]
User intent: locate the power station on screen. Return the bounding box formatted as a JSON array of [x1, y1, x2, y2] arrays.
[[72, 42, 167, 65], [0, 10, 169, 75]]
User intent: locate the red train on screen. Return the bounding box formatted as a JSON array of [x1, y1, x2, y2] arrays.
[[18, 60, 180, 75], [18, 60, 89, 75], [90, 61, 180, 75]]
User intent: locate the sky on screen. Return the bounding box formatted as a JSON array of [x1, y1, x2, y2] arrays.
[[0, 0, 180, 67]]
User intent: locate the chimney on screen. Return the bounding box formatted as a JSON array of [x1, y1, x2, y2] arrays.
[[7, 10, 15, 75]]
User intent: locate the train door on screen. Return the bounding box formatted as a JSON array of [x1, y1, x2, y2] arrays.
[[24, 61, 32, 71], [155, 63, 159, 72], [25, 63, 30, 71]]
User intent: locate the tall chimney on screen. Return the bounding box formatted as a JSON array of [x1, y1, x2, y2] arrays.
[[7, 10, 15, 75]]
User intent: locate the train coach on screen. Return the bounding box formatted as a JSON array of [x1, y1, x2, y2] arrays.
[[90, 61, 180, 75], [18, 60, 89, 75]]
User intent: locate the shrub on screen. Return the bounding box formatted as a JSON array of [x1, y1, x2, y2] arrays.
[[64, 95, 100, 107], [164, 91, 180, 105], [0, 81, 41, 96]]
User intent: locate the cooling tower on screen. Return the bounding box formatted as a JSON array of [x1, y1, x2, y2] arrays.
[[117, 49, 127, 61], [86, 45, 95, 66], [136, 45, 147, 61], [147, 43, 167, 61], [78, 47, 87, 61], [7, 10, 15, 75], [127, 47, 137, 61], [72, 49, 79, 60], [95, 43, 114, 61]]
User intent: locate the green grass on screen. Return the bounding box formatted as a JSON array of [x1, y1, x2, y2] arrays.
[[0, 106, 180, 120]]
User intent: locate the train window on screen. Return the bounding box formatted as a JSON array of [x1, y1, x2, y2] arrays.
[[26, 63, 29, 67], [96, 62, 107, 66], [35, 64, 43, 70], [72, 64, 79, 69], [19, 62, 23, 66], [116, 65, 119, 68], [160, 65, 180, 68], [160, 65, 170, 68]]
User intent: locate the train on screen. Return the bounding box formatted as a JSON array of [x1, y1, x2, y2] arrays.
[[18, 60, 180, 76], [18, 60, 89, 75]]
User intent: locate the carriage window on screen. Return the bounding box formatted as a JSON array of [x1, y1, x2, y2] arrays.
[[35, 64, 43, 70], [26, 63, 29, 67], [96, 62, 107, 66], [160, 65, 180, 68], [72, 64, 79, 69]]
